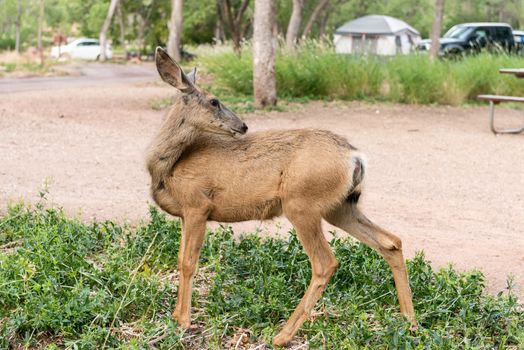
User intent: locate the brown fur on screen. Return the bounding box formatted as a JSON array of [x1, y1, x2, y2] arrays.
[[147, 47, 416, 346]]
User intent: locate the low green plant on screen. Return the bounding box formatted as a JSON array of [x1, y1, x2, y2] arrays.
[[0, 203, 522, 349], [198, 44, 524, 106], [151, 96, 176, 111], [0, 62, 49, 75], [151, 94, 307, 113]]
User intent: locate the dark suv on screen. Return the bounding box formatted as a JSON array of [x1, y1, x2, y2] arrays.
[[417, 23, 515, 56]]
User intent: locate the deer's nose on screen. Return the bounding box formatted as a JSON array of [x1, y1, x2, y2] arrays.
[[241, 123, 248, 133]]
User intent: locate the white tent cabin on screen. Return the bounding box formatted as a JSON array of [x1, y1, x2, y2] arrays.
[[334, 15, 421, 55]]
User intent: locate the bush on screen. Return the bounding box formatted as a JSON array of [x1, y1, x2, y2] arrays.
[[0, 36, 16, 51], [0, 203, 523, 348], [199, 45, 524, 106]]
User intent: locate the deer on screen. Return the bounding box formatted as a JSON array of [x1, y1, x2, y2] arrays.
[[146, 47, 416, 347]]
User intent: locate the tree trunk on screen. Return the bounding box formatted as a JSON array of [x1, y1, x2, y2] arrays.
[[225, 1, 241, 53], [253, 0, 277, 107], [222, 0, 250, 55], [429, 0, 445, 60], [498, 0, 507, 22], [302, 0, 330, 39], [318, 3, 330, 37], [214, 0, 226, 44], [99, 0, 119, 61], [37, 0, 45, 65], [285, 0, 303, 49], [167, 0, 183, 61], [117, 1, 127, 57], [15, 0, 22, 54], [137, 14, 146, 55]]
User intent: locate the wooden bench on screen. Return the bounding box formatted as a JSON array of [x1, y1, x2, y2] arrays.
[[477, 94, 524, 134]]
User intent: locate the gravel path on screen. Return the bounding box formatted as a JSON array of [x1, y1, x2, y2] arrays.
[[1, 74, 523, 299], [0, 62, 156, 93]]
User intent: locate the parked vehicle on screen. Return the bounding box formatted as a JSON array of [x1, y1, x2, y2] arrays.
[[416, 23, 515, 56], [514, 30, 524, 54], [50, 38, 112, 60]]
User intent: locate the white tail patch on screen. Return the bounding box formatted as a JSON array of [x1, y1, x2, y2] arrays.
[[347, 152, 367, 203], [351, 152, 367, 186]]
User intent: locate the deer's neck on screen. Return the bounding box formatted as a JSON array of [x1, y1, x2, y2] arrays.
[[147, 113, 197, 191]]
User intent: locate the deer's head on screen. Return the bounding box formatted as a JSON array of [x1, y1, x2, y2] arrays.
[[155, 47, 248, 136]]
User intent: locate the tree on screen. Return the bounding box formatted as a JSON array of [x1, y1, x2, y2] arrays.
[[429, 0, 445, 60], [182, 0, 217, 45], [215, 0, 226, 43], [253, 0, 277, 107], [381, 0, 433, 38], [122, 0, 159, 54], [116, 1, 127, 57], [302, 0, 330, 38], [285, 0, 303, 49], [221, 0, 251, 54], [318, 2, 331, 37], [37, 0, 45, 65], [99, 0, 119, 61], [167, 0, 183, 61], [15, 0, 22, 53]]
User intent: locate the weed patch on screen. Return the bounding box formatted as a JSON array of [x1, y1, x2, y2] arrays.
[[198, 45, 524, 106], [0, 204, 522, 348], [151, 94, 308, 114]]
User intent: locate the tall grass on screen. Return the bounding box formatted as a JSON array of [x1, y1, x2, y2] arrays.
[[199, 45, 524, 106], [1, 203, 523, 349]]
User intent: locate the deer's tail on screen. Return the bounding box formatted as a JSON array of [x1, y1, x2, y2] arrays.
[[346, 153, 367, 204]]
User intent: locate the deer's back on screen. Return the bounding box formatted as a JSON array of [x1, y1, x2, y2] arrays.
[[163, 129, 358, 221]]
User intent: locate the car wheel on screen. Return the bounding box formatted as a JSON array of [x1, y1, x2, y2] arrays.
[[445, 48, 463, 59]]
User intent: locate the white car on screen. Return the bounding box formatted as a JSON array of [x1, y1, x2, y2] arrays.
[[50, 38, 112, 60]]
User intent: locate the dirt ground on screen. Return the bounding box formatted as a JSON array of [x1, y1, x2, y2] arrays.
[[1, 69, 523, 300]]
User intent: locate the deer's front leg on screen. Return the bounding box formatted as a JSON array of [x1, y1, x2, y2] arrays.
[[172, 210, 207, 328]]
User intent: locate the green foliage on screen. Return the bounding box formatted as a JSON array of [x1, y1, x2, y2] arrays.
[[324, 0, 434, 38], [276, 47, 384, 100], [200, 45, 524, 106], [296, 0, 524, 39], [183, 0, 218, 45], [0, 203, 523, 348], [0, 36, 15, 51], [273, 0, 524, 40], [3, 0, 524, 53], [85, 2, 110, 38], [0, 203, 182, 348], [199, 49, 253, 96], [0, 61, 57, 77]]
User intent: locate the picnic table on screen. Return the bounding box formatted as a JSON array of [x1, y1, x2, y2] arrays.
[[499, 68, 524, 78], [477, 68, 524, 134]]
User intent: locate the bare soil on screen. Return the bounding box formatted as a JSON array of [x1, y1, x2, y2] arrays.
[[1, 74, 523, 299]]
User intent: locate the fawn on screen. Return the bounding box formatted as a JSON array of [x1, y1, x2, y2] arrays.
[[146, 47, 415, 346]]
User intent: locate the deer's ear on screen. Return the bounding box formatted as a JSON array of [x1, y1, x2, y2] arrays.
[[186, 67, 197, 85], [155, 47, 195, 94]]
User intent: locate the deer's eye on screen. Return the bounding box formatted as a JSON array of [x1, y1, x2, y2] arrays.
[[209, 99, 219, 107]]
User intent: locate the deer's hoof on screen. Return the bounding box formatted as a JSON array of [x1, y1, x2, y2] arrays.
[[273, 332, 292, 347], [172, 311, 191, 329]]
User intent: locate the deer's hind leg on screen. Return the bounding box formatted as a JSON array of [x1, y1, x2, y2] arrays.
[[172, 209, 207, 328], [324, 202, 415, 322], [273, 203, 339, 346]]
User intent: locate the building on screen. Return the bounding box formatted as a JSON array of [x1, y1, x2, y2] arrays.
[[334, 15, 421, 55]]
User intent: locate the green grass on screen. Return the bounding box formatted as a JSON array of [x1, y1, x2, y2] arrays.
[[151, 94, 309, 113], [198, 45, 524, 106], [1, 202, 523, 349], [0, 61, 50, 76]]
